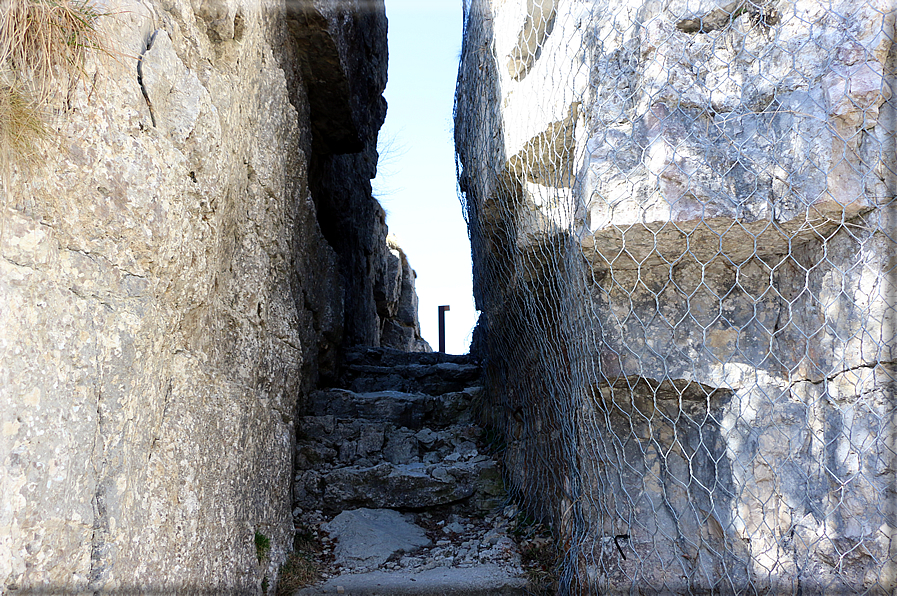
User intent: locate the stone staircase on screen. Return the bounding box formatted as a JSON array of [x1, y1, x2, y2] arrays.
[[290, 347, 530, 595]]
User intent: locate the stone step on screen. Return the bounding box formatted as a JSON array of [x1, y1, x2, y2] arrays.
[[344, 346, 474, 367], [341, 362, 481, 394], [295, 564, 529, 595], [295, 420, 504, 513], [296, 458, 501, 513], [290, 349, 522, 593], [306, 387, 480, 429], [297, 417, 482, 470]]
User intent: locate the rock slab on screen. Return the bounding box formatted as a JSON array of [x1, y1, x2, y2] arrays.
[[323, 509, 431, 571]]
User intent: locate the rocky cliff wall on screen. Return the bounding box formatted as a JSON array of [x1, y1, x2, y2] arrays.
[[0, 0, 423, 591], [456, 0, 895, 592]]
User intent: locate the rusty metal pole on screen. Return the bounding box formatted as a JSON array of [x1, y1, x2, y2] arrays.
[[438, 305, 450, 353]]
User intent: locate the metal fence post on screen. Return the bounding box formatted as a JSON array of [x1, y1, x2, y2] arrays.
[[438, 305, 450, 353]]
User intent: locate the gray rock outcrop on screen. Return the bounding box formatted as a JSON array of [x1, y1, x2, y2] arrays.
[[456, 0, 895, 593], [0, 0, 425, 592], [377, 236, 432, 353], [322, 508, 431, 571]]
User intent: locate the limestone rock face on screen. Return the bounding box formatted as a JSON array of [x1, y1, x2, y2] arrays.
[[0, 0, 401, 592], [377, 236, 432, 353], [291, 0, 399, 350], [456, 0, 895, 592]]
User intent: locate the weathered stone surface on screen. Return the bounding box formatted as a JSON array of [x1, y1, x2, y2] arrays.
[[345, 346, 473, 367], [319, 461, 486, 512], [293, 351, 501, 517], [322, 508, 430, 571], [296, 564, 529, 595], [140, 30, 216, 145], [383, 429, 419, 464], [0, 0, 401, 591], [294, 417, 497, 512], [307, 388, 475, 430], [296, 0, 395, 351], [342, 363, 483, 394], [287, 0, 388, 154], [456, 0, 896, 592], [377, 236, 432, 353], [293, 352, 529, 592]]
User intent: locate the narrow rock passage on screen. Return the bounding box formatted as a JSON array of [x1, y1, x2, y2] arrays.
[[290, 347, 531, 595]]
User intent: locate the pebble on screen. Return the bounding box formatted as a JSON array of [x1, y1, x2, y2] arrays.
[[416, 428, 438, 446], [429, 465, 451, 482]]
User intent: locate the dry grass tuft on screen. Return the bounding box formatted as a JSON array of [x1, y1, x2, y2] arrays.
[[519, 534, 558, 594], [275, 551, 321, 594], [509, 510, 559, 595], [275, 527, 323, 594], [0, 0, 106, 100], [0, 0, 105, 168], [0, 81, 45, 163], [0, 0, 106, 236]]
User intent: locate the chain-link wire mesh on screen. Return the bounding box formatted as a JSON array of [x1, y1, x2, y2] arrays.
[[454, 0, 896, 592]]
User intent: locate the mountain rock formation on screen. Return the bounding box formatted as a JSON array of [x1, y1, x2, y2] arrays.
[[456, 0, 895, 592], [0, 0, 426, 591]]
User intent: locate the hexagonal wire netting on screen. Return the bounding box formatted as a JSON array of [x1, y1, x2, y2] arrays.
[[454, 0, 896, 593]]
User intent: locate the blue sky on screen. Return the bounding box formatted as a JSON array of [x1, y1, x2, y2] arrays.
[[374, 0, 477, 354]]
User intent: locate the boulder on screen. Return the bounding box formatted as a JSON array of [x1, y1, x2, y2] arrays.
[[323, 508, 430, 571]]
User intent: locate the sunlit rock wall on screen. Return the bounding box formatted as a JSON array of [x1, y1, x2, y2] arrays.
[[456, 0, 895, 592], [378, 236, 432, 353], [0, 0, 396, 591]]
